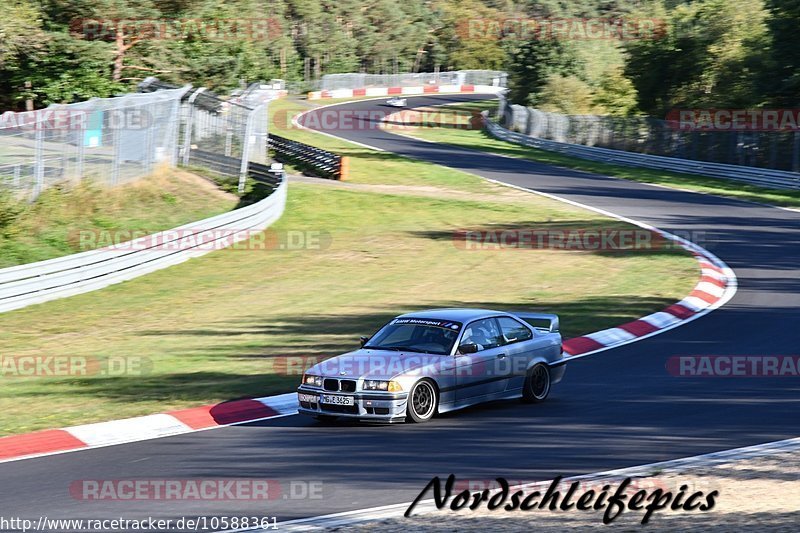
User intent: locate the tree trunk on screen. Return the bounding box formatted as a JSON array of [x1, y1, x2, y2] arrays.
[[113, 28, 125, 82]]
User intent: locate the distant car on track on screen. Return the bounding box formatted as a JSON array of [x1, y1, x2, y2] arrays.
[[297, 308, 565, 423], [385, 97, 407, 107]]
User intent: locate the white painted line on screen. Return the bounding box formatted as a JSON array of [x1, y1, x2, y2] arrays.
[[0, 94, 738, 466], [293, 97, 739, 363], [230, 436, 800, 531]]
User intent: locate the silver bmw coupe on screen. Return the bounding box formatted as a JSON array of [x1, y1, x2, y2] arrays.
[[297, 308, 565, 423]]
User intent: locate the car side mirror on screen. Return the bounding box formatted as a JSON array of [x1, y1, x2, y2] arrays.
[[458, 343, 479, 354], [360, 336, 370, 347]]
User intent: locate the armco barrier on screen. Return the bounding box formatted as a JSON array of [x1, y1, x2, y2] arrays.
[[269, 133, 346, 180], [484, 113, 800, 191], [0, 162, 286, 314]]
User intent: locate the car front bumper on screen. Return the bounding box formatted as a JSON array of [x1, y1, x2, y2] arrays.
[[296, 387, 408, 423]]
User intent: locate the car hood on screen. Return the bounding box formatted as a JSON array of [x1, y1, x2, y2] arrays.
[[305, 349, 450, 380]]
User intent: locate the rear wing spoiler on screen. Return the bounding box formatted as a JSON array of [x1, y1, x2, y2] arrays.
[[510, 312, 560, 334]]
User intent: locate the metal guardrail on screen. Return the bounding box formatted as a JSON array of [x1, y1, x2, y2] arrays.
[[269, 134, 344, 180], [0, 165, 287, 314], [484, 114, 800, 191], [248, 161, 285, 190]]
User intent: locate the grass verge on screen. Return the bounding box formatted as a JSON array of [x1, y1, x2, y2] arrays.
[[0, 168, 237, 268], [0, 97, 697, 435], [397, 100, 800, 209]]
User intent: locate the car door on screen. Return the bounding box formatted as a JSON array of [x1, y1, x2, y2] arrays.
[[495, 316, 537, 390], [454, 318, 508, 403]]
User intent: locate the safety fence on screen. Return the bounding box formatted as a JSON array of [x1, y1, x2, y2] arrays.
[[498, 96, 800, 174], [0, 165, 287, 314], [0, 88, 189, 200], [320, 70, 507, 90], [0, 79, 273, 199], [487, 106, 800, 190], [268, 134, 346, 180]]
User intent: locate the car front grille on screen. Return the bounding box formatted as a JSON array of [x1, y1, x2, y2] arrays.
[[321, 404, 359, 414], [322, 378, 357, 392]]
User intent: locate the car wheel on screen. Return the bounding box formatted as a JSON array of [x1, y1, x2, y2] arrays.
[[407, 379, 438, 423], [314, 415, 338, 423], [522, 363, 551, 403]]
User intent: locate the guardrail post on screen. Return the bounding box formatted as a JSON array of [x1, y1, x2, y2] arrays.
[[182, 88, 205, 166], [238, 105, 258, 193], [111, 113, 121, 186], [76, 111, 86, 180], [32, 126, 44, 200]]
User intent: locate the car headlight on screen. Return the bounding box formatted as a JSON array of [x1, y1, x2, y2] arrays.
[[363, 380, 402, 392], [303, 374, 323, 387]]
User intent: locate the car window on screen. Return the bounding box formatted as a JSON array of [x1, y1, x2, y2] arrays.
[[365, 318, 462, 355], [497, 317, 533, 344], [461, 318, 503, 352]]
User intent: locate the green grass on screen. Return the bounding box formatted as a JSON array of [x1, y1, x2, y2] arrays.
[[0, 168, 237, 268], [270, 98, 494, 192], [399, 100, 800, 209], [0, 97, 698, 436]]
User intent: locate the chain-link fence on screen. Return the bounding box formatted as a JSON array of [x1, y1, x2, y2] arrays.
[[0, 88, 189, 199], [0, 79, 271, 200], [179, 88, 268, 191], [499, 97, 800, 173], [320, 70, 507, 90]]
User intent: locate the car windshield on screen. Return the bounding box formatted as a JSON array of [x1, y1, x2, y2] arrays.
[[363, 318, 462, 355]]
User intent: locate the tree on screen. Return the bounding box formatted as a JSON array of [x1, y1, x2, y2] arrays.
[[537, 75, 597, 114], [506, 38, 584, 105], [593, 68, 638, 115], [764, 0, 800, 106]]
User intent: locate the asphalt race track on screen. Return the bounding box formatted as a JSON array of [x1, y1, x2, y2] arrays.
[[1, 94, 798, 527]]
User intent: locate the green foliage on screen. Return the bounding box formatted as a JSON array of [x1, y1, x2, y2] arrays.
[[507, 38, 585, 105], [625, 0, 771, 115], [593, 68, 639, 116], [536, 75, 597, 114], [0, 0, 797, 115]]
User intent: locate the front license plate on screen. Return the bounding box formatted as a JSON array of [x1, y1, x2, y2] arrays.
[[320, 394, 354, 406], [298, 393, 318, 403]]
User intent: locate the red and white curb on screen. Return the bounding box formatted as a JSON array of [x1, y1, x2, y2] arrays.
[[563, 248, 736, 358], [0, 96, 738, 463], [308, 84, 504, 100], [0, 394, 297, 463]]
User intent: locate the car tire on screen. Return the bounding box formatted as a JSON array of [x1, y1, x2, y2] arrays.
[[407, 379, 438, 423], [522, 363, 551, 403], [314, 415, 338, 423]]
